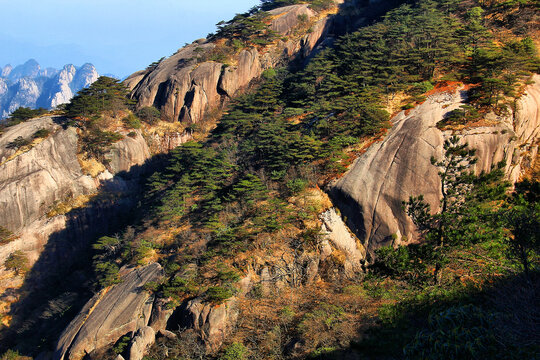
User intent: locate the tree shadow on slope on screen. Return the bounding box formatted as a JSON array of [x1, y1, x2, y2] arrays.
[[312, 272, 540, 360], [0, 152, 169, 357]]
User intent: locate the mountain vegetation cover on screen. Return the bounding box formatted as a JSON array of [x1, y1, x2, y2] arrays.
[[0, 0, 539, 359]]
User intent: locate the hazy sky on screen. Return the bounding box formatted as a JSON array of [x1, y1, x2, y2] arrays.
[[0, 0, 260, 78]]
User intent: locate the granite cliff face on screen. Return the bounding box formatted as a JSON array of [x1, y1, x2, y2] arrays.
[[0, 60, 99, 119], [55, 263, 164, 360], [125, 3, 340, 124], [330, 76, 540, 258], [0, 116, 151, 287]]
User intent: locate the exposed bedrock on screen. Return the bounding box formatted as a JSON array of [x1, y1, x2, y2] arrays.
[[329, 77, 540, 257], [54, 263, 164, 360], [0, 116, 152, 269], [125, 3, 338, 124]]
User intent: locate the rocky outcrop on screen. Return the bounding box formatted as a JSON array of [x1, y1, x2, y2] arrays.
[[179, 297, 239, 352], [0, 60, 98, 119], [126, 3, 338, 124], [320, 208, 366, 274], [330, 77, 540, 257], [128, 326, 156, 360], [55, 263, 163, 360]]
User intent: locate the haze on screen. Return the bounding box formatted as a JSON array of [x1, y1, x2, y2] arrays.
[[0, 0, 260, 78]]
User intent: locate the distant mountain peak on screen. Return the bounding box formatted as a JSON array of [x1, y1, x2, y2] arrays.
[[0, 59, 99, 119]]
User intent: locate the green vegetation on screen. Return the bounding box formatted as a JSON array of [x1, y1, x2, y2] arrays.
[[3, 251, 29, 275], [123, 113, 141, 129], [5, 0, 538, 358], [1, 107, 48, 129], [65, 76, 132, 119], [259, 0, 335, 11], [32, 128, 50, 139], [219, 342, 248, 360], [136, 106, 161, 125], [0, 227, 17, 245]]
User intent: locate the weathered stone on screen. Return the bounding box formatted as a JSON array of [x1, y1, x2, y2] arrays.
[[106, 130, 151, 174], [320, 208, 365, 275], [158, 329, 178, 340], [268, 5, 316, 35], [330, 77, 540, 256], [0, 116, 151, 274], [181, 297, 239, 352], [218, 49, 262, 98], [129, 326, 156, 360], [54, 263, 163, 360], [148, 297, 174, 332]]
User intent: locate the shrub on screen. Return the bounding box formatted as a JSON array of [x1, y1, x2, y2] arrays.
[[0, 349, 31, 360], [6, 136, 30, 150], [298, 303, 344, 334], [0, 226, 17, 245], [95, 261, 122, 287], [80, 128, 123, 161], [220, 342, 248, 360], [404, 305, 499, 360], [286, 178, 308, 195], [32, 128, 50, 139], [5, 107, 48, 127], [4, 250, 29, 275], [205, 286, 234, 304], [123, 113, 141, 129], [136, 106, 161, 125]]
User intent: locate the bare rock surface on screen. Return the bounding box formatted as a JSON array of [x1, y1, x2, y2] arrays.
[[180, 297, 239, 352], [0, 117, 89, 232], [0, 117, 151, 271], [320, 208, 366, 274], [129, 326, 156, 360], [55, 263, 163, 360], [330, 76, 540, 256]]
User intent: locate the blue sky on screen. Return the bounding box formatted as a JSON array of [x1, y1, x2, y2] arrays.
[[0, 0, 260, 78]]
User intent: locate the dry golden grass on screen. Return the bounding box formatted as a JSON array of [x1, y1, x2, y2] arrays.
[[47, 194, 94, 218], [77, 153, 106, 177]]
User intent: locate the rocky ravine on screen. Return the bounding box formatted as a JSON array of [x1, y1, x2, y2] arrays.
[[124, 3, 341, 124], [330, 76, 540, 258]]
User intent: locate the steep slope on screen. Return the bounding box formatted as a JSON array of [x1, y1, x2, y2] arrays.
[[125, 3, 341, 124], [330, 77, 540, 257], [1, 0, 539, 359]]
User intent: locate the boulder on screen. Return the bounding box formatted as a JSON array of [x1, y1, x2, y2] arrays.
[[106, 130, 151, 174], [54, 263, 163, 360], [330, 76, 540, 256], [129, 326, 156, 360]]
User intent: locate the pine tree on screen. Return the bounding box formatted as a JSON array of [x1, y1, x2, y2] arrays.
[[404, 135, 477, 282]]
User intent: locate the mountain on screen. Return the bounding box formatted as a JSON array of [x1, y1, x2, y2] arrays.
[[0, 60, 99, 119], [0, 0, 539, 359]]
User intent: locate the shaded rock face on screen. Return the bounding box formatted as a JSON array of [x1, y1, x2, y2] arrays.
[[330, 77, 540, 257], [0, 60, 98, 119], [0, 116, 152, 270], [126, 3, 337, 124], [320, 208, 366, 274], [54, 263, 163, 360], [129, 326, 156, 360]]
